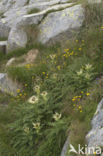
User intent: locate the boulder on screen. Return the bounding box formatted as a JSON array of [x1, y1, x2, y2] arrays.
[[60, 136, 69, 156], [86, 99, 103, 150], [7, 26, 27, 52], [0, 73, 20, 96], [38, 4, 84, 44], [0, 0, 84, 52]]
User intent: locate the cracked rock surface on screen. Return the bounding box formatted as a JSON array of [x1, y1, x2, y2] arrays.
[[0, 0, 84, 52]]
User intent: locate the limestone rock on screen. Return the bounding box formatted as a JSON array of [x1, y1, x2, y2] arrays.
[[0, 73, 20, 96], [7, 27, 27, 52], [60, 136, 69, 156], [38, 4, 84, 44], [86, 99, 103, 149]]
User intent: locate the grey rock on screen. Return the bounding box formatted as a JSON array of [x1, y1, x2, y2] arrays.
[[7, 27, 27, 52], [0, 73, 19, 96], [38, 4, 84, 44], [86, 98, 103, 150], [61, 136, 69, 156]]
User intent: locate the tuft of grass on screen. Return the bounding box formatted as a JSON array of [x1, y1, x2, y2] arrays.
[[28, 8, 40, 14]]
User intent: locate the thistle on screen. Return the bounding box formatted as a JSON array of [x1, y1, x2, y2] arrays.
[[53, 112, 61, 121], [28, 95, 39, 104]]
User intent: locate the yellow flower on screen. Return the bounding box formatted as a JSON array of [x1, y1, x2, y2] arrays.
[[57, 65, 61, 70], [86, 92, 90, 96], [17, 89, 20, 93], [78, 106, 82, 109], [76, 40, 78, 43], [79, 48, 82, 51], [25, 84, 28, 87], [101, 26, 103, 29], [53, 112, 61, 121], [42, 72, 45, 75], [72, 98, 76, 101], [28, 95, 39, 104]]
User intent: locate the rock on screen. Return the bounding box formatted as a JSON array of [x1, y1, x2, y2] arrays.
[[0, 73, 20, 96], [26, 49, 39, 63], [60, 136, 69, 156], [6, 57, 16, 66], [0, 41, 7, 53], [86, 98, 103, 150], [0, 22, 10, 38], [38, 4, 84, 44], [7, 27, 27, 52], [0, 0, 84, 51]]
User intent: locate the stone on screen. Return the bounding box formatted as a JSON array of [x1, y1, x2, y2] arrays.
[[86, 98, 103, 150], [0, 73, 20, 96], [60, 136, 69, 156], [0, 0, 84, 51], [6, 57, 16, 66], [7, 27, 27, 52], [0, 41, 7, 53], [38, 4, 84, 44]]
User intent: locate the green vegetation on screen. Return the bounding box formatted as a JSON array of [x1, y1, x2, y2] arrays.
[[0, 1, 103, 156], [28, 8, 40, 14]]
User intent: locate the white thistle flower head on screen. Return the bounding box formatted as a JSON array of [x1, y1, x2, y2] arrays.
[[85, 73, 91, 79], [24, 127, 30, 134], [85, 64, 92, 70], [41, 91, 48, 101], [32, 122, 41, 133], [34, 85, 40, 95], [77, 69, 83, 76], [28, 95, 39, 104], [52, 73, 58, 79], [49, 54, 56, 60], [53, 112, 61, 121]]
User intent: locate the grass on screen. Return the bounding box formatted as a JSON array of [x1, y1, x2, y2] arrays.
[[28, 8, 40, 14], [0, 1, 103, 156]]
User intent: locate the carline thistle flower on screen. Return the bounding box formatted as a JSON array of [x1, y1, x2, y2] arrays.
[[28, 95, 39, 104], [85, 64, 92, 70], [34, 85, 40, 95], [77, 69, 83, 76], [32, 122, 41, 133], [53, 112, 61, 121], [49, 54, 56, 60], [41, 91, 48, 101]]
